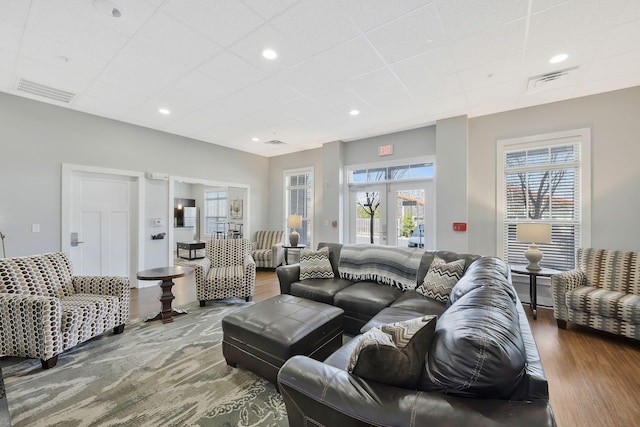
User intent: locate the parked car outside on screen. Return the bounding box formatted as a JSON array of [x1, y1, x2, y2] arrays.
[[408, 224, 425, 248]]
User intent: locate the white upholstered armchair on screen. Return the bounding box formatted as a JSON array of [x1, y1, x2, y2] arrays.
[[0, 252, 130, 369], [251, 230, 284, 269], [199, 238, 256, 306]]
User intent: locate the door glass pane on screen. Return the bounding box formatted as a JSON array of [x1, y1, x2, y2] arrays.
[[354, 190, 383, 244], [395, 188, 425, 249]]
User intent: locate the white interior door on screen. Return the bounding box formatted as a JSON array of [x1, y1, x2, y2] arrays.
[[69, 172, 133, 276]]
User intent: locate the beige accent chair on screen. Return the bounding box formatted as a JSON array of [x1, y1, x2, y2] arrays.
[[251, 230, 284, 269], [0, 252, 130, 368], [198, 239, 255, 306]]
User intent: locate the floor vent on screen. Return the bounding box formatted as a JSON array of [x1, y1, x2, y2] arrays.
[[16, 78, 77, 103], [264, 139, 286, 145], [526, 66, 579, 93]]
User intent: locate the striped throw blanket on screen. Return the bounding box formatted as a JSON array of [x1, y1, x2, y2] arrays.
[[338, 244, 423, 291]]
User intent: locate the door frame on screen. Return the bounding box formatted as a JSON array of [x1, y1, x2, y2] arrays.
[[61, 163, 145, 284], [168, 176, 250, 266]]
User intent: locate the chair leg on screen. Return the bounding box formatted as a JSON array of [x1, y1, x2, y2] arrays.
[[557, 319, 567, 329], [41, 355, 58, 369], [245, 296, 253, 302], [113, 324, 125, 334], [200, 300, 206, 307]]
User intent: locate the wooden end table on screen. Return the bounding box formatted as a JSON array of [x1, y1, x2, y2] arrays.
[[510, 264, 560, 320], [137, 266, 193, 324], [283, 244, 306, 264]]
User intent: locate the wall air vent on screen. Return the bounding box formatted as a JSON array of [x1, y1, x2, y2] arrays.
[[526, 66, 579, 93], [16, 78, 77, 103], [264, 139, 286, 145]]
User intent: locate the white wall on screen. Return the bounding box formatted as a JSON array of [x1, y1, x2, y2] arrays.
[[0, 92, 269, 268]]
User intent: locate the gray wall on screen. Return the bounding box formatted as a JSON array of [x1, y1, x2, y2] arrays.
[[0, 92, 269, 264], [468, 86, 640, 255]]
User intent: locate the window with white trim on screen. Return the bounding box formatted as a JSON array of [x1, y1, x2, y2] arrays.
[[284, 168, 313, 247], [497, 129, 591, 271], [204, 189, 227, 235]]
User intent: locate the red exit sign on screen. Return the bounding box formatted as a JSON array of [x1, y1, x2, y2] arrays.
[[378, 144, 393, 156]]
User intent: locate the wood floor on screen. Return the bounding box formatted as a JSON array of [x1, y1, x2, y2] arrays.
[[131, 271, 640, 427]]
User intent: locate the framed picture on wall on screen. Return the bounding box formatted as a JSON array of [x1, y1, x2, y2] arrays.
[[230, 199, 243, 219]]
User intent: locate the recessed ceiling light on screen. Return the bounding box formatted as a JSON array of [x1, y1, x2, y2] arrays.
[[350, 109, 360, 116], [251, 137, 260, 142], [158, 108, 171, 115], [549, 53, 568, 64], [262, 49, 277, 60]]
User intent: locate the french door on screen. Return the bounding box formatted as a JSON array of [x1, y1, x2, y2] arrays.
[[349, 181, 434, 249]]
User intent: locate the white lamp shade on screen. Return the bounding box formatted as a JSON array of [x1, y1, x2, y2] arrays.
[[516, 223, 551, 244], [287, 214, 302, 229]]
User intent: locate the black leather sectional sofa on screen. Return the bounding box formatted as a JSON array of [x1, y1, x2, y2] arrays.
[[275, 243, 556, 427]]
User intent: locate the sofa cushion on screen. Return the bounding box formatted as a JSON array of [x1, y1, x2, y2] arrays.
[[416, 257, 465, 303], [290, 278, 353, 305], [348, 315, 437, 389], [418, 284, 526, 399], [299, 247, 334, 280], [448, 256, 515, 307], [333, 281, 403, 318], [60, 294, 119, 333], [566, 286, 633, 320], [389, 290, 447, 315]]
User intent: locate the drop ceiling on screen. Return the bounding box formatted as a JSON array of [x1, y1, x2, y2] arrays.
[[1, 0, 639, 157]]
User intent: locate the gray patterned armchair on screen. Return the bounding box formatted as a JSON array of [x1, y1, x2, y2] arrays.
[[551, 248, 640, 340], [0, 252, 130, 368], [251, 230, 284, 269], [198, 239, 256, 306]]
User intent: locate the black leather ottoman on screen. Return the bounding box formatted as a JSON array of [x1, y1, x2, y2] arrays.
[[222, 294, 344, 384]]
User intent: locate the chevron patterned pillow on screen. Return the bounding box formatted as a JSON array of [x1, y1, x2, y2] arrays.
[[347, 315, 438, 388], [299, 247, 335, 280], [416, 257, 466, 303]]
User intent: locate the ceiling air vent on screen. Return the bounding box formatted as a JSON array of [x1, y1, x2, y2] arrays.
[[264, 139, 285, 145], [526, 66, 579, 93], [16, 78, 77, 103]]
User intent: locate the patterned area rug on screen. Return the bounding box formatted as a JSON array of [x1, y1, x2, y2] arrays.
[[0, 301, 288, 427]]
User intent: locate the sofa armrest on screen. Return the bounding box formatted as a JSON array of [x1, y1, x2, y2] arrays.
[[550, 269, 586, 322], [73, 276, 131, 326], [244, 255, 257, 289], [276, 264, 300, 294], [272, 243, 284, 267], [0, 293, 61, 361], [278, 356, 556, 427]]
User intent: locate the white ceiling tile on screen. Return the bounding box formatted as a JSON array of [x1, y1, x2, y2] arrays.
[[26, 1, 130, 60], [270, 0, 360, 57], [527, 0, 628, 52], [365, 3, 446, 64], [0, 50, 16, 91], [436, 0, 528, 40], [198, 51, 267, 90], [241, 0, 299, 19], [162, 0, 264, 47], [97, 41, 191, 95], [242, 78, 301, 108], [73, 93, 141, 119], [345, 67, 404, 100], [409, 74, 465, 101], [531, 0, 570, 13], [595, 19, 640, 59], [0, 22, 23, 53], [574, 71, 640, 98], [365, 89, 417, 112], [466, 80, 522, 108], [581, 50, 640, 83], [229, 24, 311, 73], [391, 47, 458, 87], [450, 20, 526, 71], [276, 36, 385, 93], [0, 0, 32, 26], [172, 70, 235, 102], [82, 80, 148, 111], [339, 0, 432, 32], [14, 56, 94, 92], [427, 93, 468, 118], [458, 55, 523, 92], [160, 111, 218, 136], [131, 11, 222, 67]]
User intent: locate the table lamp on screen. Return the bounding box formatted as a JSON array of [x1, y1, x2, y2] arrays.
[[516, 223, 552, 271], [287, 214, 302, 246]]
